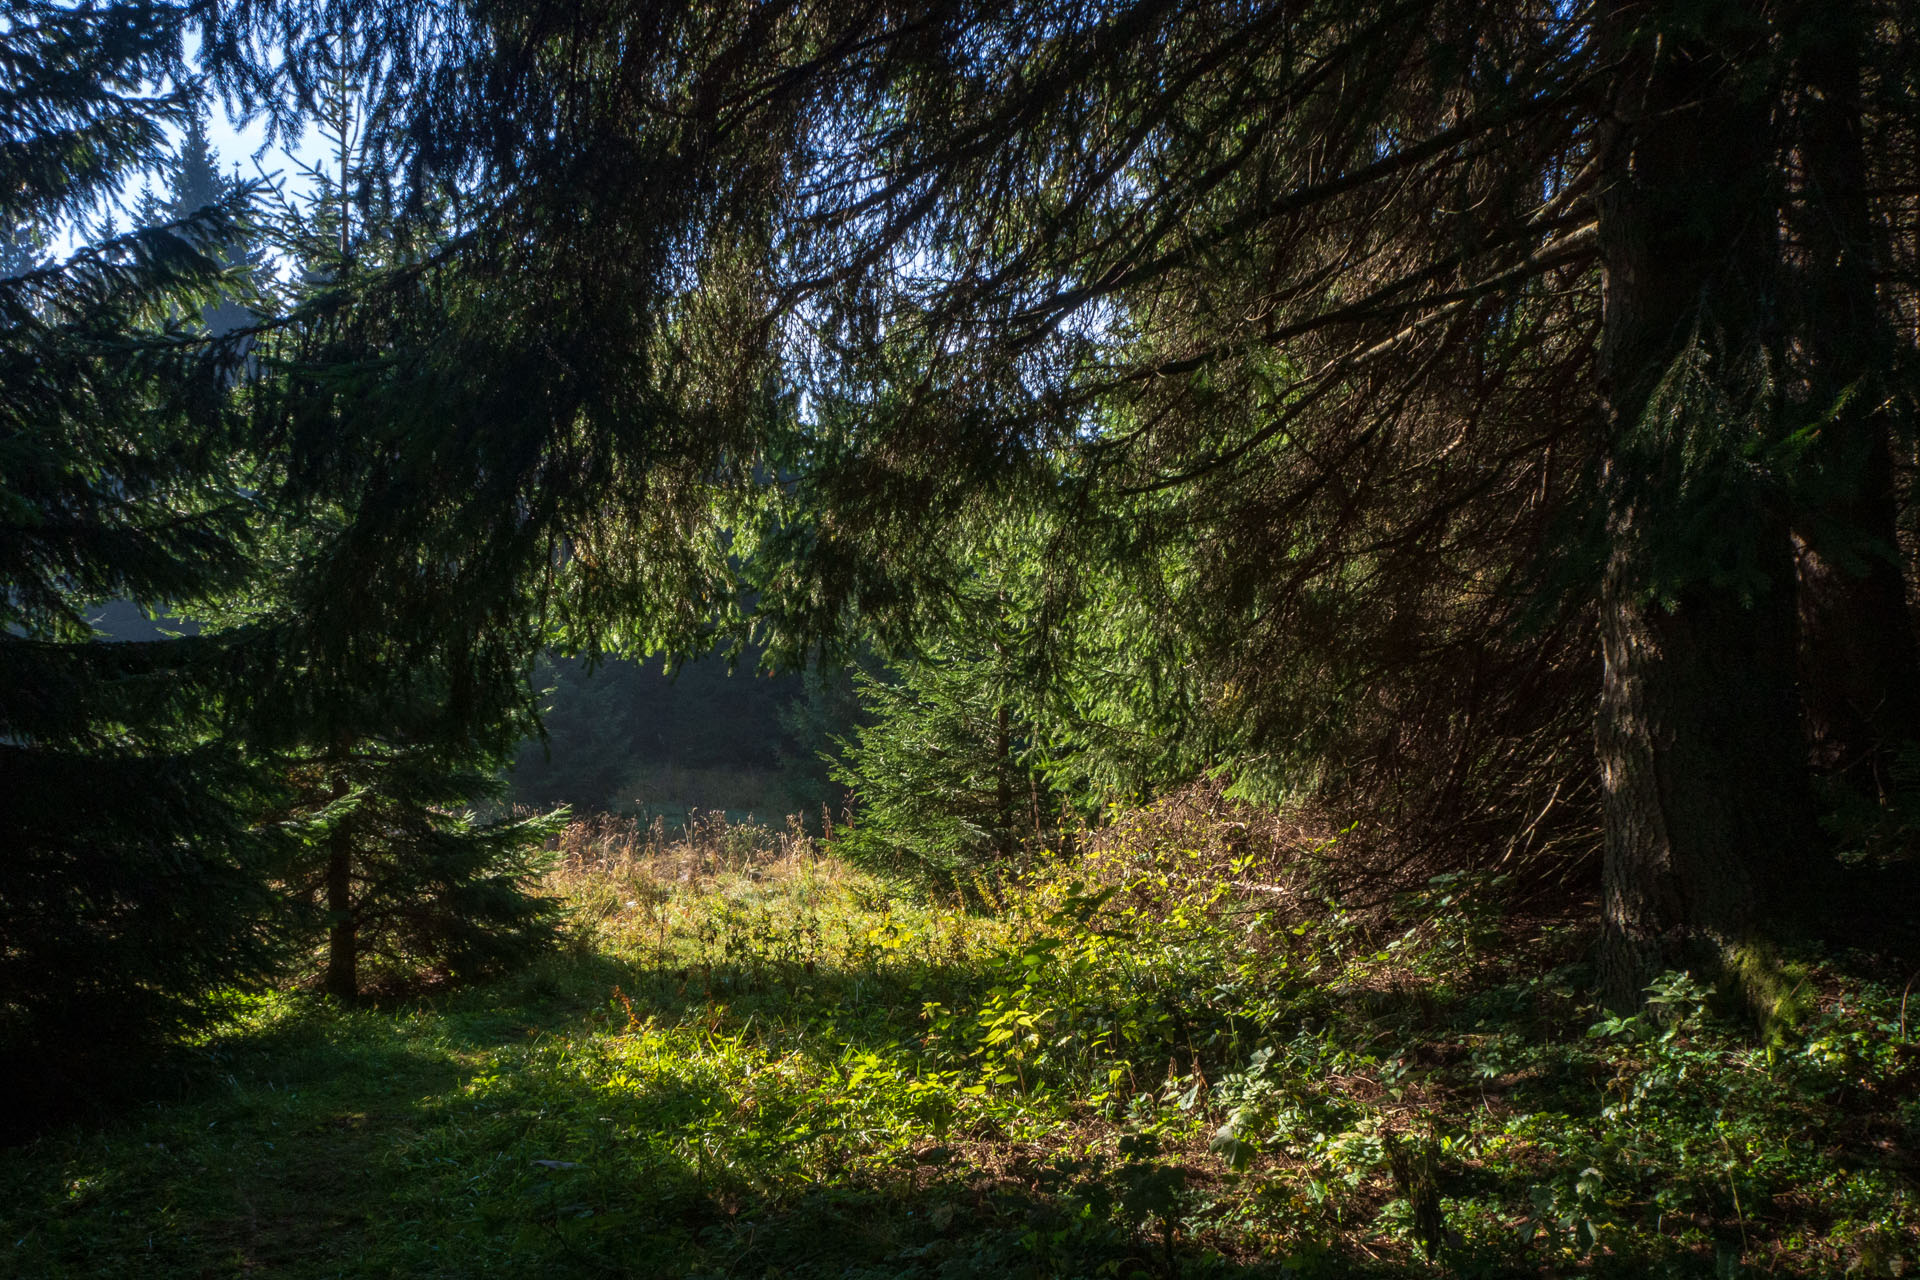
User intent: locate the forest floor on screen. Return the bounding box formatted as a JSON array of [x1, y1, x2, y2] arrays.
[[5, 808, 1918, 1279]]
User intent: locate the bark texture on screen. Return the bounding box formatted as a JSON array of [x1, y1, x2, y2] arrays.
[[1594, 0, 1815, 1008], [1792, 0, 1920, 778]]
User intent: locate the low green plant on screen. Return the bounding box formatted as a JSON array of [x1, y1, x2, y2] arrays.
[[4, 813, 1915, 1278]]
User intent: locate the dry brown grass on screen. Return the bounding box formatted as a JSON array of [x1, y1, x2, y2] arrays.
[[543, 809, 856, 953], [1075, 777, 1339, 918], [550, 808, 822, 881]]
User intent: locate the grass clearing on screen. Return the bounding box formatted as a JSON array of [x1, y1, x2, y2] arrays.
[[6, 813, 1918, 1278]]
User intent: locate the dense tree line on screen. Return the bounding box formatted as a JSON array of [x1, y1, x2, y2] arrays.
[[5, 0, 1917, 1115], [1, 3, 286, 1115], [1, 1, 565, 1113], [507, 647, 851, 819], [249, 0, 1902, 1004], [730, 0, 1920, 1008]]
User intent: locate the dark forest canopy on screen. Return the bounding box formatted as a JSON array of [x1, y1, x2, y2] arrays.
[[1, 0, 291, 1112], [197, 0, 1918, 996], [3, 0, 1916, 1112]]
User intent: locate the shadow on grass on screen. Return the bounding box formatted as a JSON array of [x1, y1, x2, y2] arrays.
[[3, 1019, 472, 1279], [319, 1046, 1423, 1280], [5, 907, 1894, 1280], [393, 941, 1007, 1060]]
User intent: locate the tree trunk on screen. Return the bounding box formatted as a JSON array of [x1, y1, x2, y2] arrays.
[[1792, 0, 1920, 780], [1594, 0, 1815, 1008], [1597, 567, 1808, 1004], [324, 753, 358, 1001], [994, 700, 1013, 856]]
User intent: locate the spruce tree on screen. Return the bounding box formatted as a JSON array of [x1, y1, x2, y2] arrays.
[[149, 100, 264, 339], [1588, 0, 1813, 1000], [226, 11, 568, 999], [0, 1, 285, 1117], [280, 702, 566, 996], [832, 641, 1056, 889], [195, 0, 1919, 1003]]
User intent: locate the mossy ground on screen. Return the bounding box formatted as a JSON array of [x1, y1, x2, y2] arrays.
[[6, 816, 1917, 1278]]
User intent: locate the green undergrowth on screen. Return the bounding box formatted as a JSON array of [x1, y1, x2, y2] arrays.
[[6, 830, 1918, 1279]]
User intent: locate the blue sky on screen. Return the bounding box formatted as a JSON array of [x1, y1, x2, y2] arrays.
[[40, 38, 328, 257], [200, 95, 324, 203]]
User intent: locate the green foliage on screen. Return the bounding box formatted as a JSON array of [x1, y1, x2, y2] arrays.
[[0, 0, 287, 1117], [198, 0, 1917, 1016], [289, 745, 568, 991], [830, 639, 1061, 890], [7, 821, 1915, 1276], [134, 97, 265, 338], [189, 34, 575, 1001], [815, 517, 1211, 891]]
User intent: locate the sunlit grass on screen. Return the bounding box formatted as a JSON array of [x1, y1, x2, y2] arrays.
[[6, 809, 1917, 1278]]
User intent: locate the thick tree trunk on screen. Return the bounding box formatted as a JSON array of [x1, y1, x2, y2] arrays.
[[324, 756, 358, 1001], [1792, 0, 1920, 779], [1597, 565, 1808, 1003], [1594, 0, 1815, 1008]]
